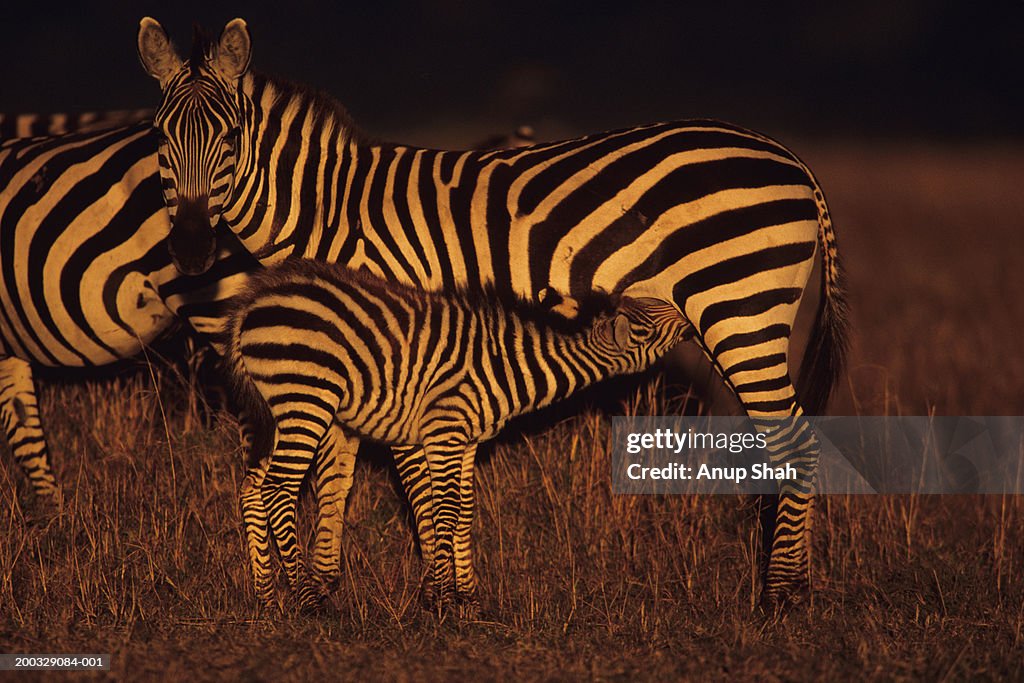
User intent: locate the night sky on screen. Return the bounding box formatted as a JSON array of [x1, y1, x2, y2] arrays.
[[2, 2, 1022, 144]]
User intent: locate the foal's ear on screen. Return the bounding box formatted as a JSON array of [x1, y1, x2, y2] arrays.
[[611, 313, 631, 350], [628, 296, 696, 342], [213, 18, 252, 81], [138, 17, 182, 87]]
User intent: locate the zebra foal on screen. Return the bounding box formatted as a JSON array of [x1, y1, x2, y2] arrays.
[[226, 260, 692, 610]]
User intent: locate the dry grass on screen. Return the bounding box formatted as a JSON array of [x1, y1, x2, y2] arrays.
[[2, 144, 1024, 681]]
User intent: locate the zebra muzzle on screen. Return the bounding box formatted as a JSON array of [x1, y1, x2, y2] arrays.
[[168, 197, 218, 275]]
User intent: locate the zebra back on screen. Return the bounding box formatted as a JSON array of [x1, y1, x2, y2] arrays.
[[227, 260, 691, 459], [0, 109, 154, 140]]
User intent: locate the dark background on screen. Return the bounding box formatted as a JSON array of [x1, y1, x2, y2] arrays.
[[2, 2, 1022, 143]]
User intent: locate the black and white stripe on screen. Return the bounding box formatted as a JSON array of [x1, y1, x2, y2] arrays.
[[228, 260, 691, 610], [142, 18, 849, 603]]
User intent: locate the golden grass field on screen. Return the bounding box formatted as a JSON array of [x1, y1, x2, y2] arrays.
[[2, 142, 1023, 681]]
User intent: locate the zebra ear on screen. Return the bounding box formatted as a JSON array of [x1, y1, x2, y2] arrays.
[[611, 314, 631, 350], [628, 296, 696, 342], [214, 18, 252, 81], [138, 17, 182, 86]]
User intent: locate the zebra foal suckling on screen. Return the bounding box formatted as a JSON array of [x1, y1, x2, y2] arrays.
[[226, 260, 693, 611], [140, 17, 848, 605]]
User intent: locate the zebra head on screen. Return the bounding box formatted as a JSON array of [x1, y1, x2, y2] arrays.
[[599, 296, 694, 371], [138, 17, 251, 275]]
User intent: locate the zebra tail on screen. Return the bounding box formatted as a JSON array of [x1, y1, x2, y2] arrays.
[[795, 178, 850, 416], [226, 306, 277, 467]]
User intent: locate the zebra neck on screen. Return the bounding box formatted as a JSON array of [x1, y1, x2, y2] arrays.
[[222, 73, 471, 277], [221, 72, 356, 261], [506, 319, 614, 416], [223, 131, 467, 275]]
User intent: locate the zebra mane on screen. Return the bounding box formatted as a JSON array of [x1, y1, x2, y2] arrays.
[[463, 282, 619, 334], [180, 25, 367, 145], [246, 260, 619, 335], [245, 70, 371, 146], [190, 23, 209, 81]]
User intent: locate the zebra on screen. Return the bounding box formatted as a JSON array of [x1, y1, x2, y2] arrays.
[[0, 121, 177, 500], [139, 17, 849, 605], [227, 259, 692, 610], [0, 108, 154, 139]]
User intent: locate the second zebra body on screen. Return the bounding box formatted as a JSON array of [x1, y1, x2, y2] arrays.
[[227, 260, 692, 610]]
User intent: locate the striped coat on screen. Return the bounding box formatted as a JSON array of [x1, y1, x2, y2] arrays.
[[227, 260, 692, 609]]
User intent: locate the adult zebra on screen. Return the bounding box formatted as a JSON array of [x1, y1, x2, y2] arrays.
[[140, 18, 848, 605], [227, 261, 692, 609]]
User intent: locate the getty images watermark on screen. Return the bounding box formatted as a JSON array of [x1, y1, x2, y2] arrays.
[[611, 417, 1024, 494]]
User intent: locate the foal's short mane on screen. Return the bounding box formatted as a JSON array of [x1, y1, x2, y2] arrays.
[[242, 259, 619, 335]]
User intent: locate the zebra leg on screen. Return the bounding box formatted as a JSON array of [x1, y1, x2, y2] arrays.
[[260, 409, 329, 612], [238, 408, 351, 601], [725, 357, 819, 605], [392, 445, 437, 604], [682, 290, 815, 605], [755, 411, 821, 607], [240, 456, 276, 606], [421, 437, 469, 613], [453, 442, 480, 617], [395, 441, 479, 613], [0, 357, 60, 500], [308, 421, 359, 588]]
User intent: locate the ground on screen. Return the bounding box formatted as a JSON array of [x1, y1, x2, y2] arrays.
[[2, 142, 1023, 681]]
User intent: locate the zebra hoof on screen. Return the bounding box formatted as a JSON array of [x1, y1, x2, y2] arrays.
[[418, 576, 438, 611], [298, 596, 333, 617], [317, 570, 342, 592], [22, 488, 64, 522], [419, 586, 456, 619], [36, 485, 64, 505], [253, 593, 278, 616], [296, 585, 331, 616], [455, 596, 482, 621], [253, 580, 277, 611], [296, 571, 332, 614], [759, 585, 809, 614]]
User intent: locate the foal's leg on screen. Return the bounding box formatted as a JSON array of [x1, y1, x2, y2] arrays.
[[309, 422, 359, 587]]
